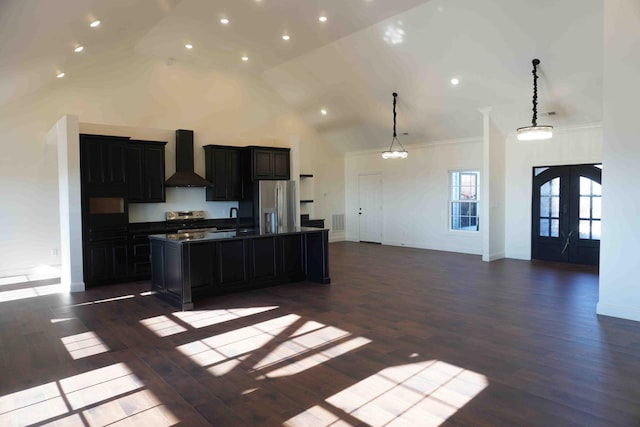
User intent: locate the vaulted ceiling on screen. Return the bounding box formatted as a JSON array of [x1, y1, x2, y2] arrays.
[[0, 0, 603, 152]]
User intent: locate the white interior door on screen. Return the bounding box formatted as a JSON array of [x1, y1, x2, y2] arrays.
[[358, 174, 382, 243]]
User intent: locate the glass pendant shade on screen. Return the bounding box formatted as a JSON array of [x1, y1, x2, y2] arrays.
[[517, 59, 553, 141], [381, 148, 408, 159], [382, 92, 408, 159], [516, 125, 553, 141]]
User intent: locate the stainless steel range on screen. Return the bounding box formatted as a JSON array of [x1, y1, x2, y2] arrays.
[[165, 210, 216, 233]]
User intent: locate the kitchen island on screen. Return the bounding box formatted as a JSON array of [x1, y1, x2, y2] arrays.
[[149, 227, 330, 310]]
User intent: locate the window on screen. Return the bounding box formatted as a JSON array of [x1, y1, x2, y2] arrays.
[[450, 171, 479, 231]]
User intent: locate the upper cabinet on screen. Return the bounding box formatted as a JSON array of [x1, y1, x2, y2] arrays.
[[204, 145, 243, 201], [80, 134, 129, 188], [248, 147, 290, 180], [127, 140, 167, 203]]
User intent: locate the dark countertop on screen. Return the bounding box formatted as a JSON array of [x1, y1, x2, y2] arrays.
[[149, 226, 328, 243], [128, 218, 250, 235]]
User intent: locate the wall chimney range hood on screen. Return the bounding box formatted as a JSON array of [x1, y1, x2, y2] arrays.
[[165, 129, 212, 187]]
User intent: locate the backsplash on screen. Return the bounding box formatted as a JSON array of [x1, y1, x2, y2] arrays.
[[128, 187, 238, 223]]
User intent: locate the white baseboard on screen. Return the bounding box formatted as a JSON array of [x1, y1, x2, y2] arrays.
[[69, 281, 86, 293], [483, 252, 505, 262], [329, 232, 345, 243], [383, 240, 482, 256]]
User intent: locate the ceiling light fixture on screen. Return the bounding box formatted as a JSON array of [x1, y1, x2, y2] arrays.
[[382, 92, 408, 159], [282, 34, 290, 41], [320, 109, 327, 115], [319, 16, 328, 22], [220, 18, 229, 25], [90, 20, 100, 28], [241, 55, 249, 61], [450, 77, 459, 85], [74, 46, 84, 53], [185, 44, 193, 49], [56, 72, 65, 78], [517, 58, 553, 141]]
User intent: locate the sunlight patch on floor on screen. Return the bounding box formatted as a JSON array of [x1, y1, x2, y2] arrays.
[[66, 294, 135, 307], [61, 331, 110, 359], [253, 320, 372, 378], [0, 362, 179, 426], [0, 265, 60, 287], [176, 313, 373, 381], [140, 315, 187, 337], [0, 283, 64, 303], [286, 360, 488, 427], [171, 305, 279, 329], [176, 314, 301, 371]]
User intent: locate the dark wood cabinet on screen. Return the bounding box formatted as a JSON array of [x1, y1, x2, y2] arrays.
[[80, 134, 128, 188], [127, 140, 166, 203], [150, 229, 330, 310], [248, 147, 290, 180], [217, 239, 249, 286], [279, 234, 305, 279], [83, 227, 129, 287], [128, 234, 151, 279], [85, 243, 129, 282], [204, 145, 243, 201], [80, 134, 131, 287]]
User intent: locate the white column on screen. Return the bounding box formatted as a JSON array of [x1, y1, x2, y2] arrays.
[[597, 0, 640, 320], [52, 115, 85, 292]]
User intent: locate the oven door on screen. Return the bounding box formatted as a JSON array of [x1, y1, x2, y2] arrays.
[[84, 188, 129, 229]]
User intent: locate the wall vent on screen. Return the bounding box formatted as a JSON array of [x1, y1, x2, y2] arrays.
[[331, 214, 345, 231]]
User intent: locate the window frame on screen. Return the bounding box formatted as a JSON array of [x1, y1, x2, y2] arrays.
[[449, 170, 480, 232]]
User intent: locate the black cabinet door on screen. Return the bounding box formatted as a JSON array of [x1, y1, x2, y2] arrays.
[[84, 241, 129, 286], [186, 242, 215, 294], [250, 148, 290, 180], [129, 237, 151, 277], [250, 237, 278, 280], [272, 151, 290, 179], [279, 234, 304, 278], [226, 149, 242, 200], [217, 239, 248, 286], [252, 149, 273, 180], [81, 135, 128, 187], [204, 146, 243, 201], [144, 144, 166, 202], [127, 141, 166, 203], [127, 144, 144, 202]]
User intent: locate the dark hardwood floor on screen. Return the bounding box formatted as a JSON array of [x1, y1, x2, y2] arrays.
[[1, 242, 639, 426]]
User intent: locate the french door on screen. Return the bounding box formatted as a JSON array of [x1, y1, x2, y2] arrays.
[[531, 164, 601, 265]]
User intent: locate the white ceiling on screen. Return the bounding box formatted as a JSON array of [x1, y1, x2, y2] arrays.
[[0, 0, 604, 153]]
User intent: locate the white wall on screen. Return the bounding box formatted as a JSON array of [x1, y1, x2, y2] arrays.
[[597, 0, 640, 321], [345, 139, 483, 255], [0, 47, 344, 277], [504, 125, 602, 260]]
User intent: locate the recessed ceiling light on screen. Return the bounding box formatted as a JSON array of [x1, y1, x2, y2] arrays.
[[282, 34, 290, 41], [185, 44, 193, 49], [56, 72, 65, 78], [220, 18, 229, 25], [319, 16, 328, 23], [451, 77, 460, 85], [74, 46, 84, 53], [241, 55, 249, 61], [320, 109, 328, 115], [90, 20, 100, 28]]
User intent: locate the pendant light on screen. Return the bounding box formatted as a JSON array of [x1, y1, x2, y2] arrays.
[[382, 92, 408, 159], [517, 59, 553, 141]]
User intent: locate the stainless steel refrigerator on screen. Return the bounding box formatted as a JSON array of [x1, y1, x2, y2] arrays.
[[255, 180, 297, 233]]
